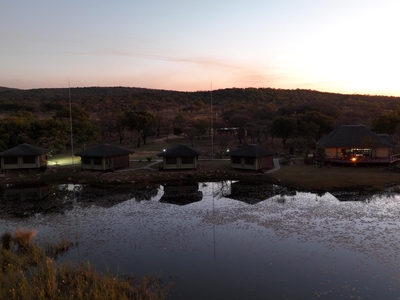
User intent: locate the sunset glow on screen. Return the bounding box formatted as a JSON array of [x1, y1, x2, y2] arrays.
[[1, 0, 399, 95]]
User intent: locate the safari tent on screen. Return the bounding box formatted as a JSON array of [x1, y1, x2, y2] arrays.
[[0, 143, 49, 171], [157, 144, 201, 170], [228, 144, 277, 171], [75, 144, 134, 171]]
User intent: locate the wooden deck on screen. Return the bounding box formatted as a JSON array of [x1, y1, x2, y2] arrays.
[[323, 153, 400, 165]]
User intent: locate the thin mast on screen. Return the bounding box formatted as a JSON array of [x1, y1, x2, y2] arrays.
[[69, 81, 74, 165], [210, 81, 213, 160]]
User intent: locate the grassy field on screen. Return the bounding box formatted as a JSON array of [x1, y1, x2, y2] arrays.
[[268, 161, 400, 190]]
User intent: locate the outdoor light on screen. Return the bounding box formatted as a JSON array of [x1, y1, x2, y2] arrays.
[[351, 157, 357, 162], [163, 149, 166, 152]]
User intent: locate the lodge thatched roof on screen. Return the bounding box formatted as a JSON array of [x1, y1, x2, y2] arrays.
[[75, 144, 134, 158], [157, 144, 201, 157], [378, 134, 396, 146], [228, 144, 278, 157], [0, 143, 50, 157], [317, 125, 393, 148]]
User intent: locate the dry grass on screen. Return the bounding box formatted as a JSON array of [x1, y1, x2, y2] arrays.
[[14, 227, 37, 248], [0, 231, 170, 300]]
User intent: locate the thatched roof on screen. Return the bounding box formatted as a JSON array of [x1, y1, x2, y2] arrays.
[[0, 143, 50, 157], [157, 144, 201, 157], [378, 134, 396, 146], [317, 125, 393, 148], [75, 144, 134, 158], [228, 144, 278, 157]]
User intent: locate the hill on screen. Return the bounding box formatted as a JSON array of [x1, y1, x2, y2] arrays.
[[0, 86, 399, 124], [2, 86, 400, 130]]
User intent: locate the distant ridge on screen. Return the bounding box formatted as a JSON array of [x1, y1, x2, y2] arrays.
[[0, 87, 20, 92], [1, 86, 400, 126]]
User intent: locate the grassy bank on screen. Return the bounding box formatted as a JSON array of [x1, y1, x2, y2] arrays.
[[1, 229, 169, 300]]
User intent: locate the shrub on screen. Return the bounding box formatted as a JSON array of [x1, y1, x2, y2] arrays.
[[280, 159, 290, 166]]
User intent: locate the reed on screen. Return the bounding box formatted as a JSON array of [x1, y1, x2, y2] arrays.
[[14, 227, 37, 249], [1, 231, 13, 250], [45, 238, 73, 259], [0, 230, 170, 300]]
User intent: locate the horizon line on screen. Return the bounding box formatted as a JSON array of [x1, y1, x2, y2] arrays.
[[1, 85, 400, 98]]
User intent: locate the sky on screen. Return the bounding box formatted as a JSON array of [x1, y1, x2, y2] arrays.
[[1, 0, 400, 96]]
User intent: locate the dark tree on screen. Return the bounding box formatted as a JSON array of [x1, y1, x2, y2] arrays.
[[271, 116, 297, 147], [122, 110, 156, 147]]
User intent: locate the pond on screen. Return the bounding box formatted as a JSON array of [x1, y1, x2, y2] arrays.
[[1, 181, 400, 299]]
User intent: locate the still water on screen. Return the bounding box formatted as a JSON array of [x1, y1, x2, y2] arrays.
[[1, 181, 400, 299]]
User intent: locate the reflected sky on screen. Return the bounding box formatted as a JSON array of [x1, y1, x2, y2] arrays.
[[1, 181, 400, 299]]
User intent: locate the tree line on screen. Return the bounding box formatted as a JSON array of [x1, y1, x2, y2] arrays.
[[0, 86, 399, 154]]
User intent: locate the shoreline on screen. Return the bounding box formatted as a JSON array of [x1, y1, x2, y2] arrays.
[[1, 160, 399, 194]]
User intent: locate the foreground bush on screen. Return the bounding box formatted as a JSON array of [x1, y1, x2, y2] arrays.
[[0, 230, 169, 300]]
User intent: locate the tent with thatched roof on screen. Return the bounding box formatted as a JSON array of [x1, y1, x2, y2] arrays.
[[228, 144, 277, 171], [75, 144, 134, 171], [0, 143, 50, 171], [157, 144, 201, 170]]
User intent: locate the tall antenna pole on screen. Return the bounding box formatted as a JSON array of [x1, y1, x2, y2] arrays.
[[69, 80, 74, 165], [210, 81, 213, 160]]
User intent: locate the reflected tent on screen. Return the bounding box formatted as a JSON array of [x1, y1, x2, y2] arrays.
[[160, 183, 203, 206], [225, 181, 287, 205]]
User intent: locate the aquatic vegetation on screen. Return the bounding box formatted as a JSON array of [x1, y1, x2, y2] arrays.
[[14, 227, 37, 249], [1, 231, 13, 250], [44, 237, 73, 259]]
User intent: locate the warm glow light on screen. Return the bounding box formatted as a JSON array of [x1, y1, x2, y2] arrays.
[[48, 157, 80, 166], [351, 157, 357, 162]]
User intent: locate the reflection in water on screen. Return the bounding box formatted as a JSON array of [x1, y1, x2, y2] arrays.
[[160, 183, 203, 206], [0, 184, 74, 218], [1, 181, 400, 299], [225, 181, 291, 204], [330, 190, 373, 202], [74, 184, 161, 208]]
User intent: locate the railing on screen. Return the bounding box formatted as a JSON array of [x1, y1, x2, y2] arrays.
[[390, 153, 400, 163], [323, 156, 391, 164]]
